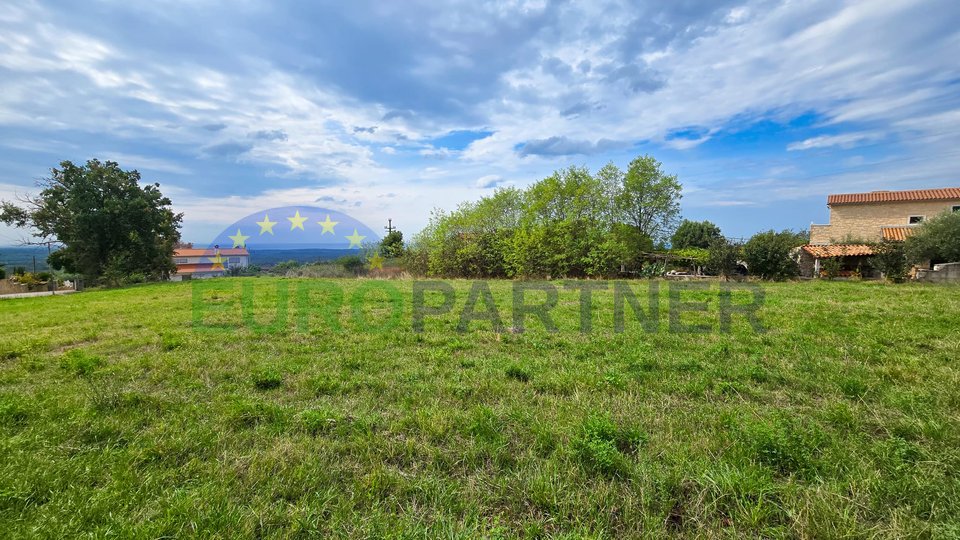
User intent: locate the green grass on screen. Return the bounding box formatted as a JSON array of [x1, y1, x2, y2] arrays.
[[1, 278, 959, 537]]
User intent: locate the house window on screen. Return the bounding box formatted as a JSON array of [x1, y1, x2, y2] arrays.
[[229, 257, 241, 265], [174, 258, 188, 264], [908, 215, 924, 224], [953, 205, 960, 213]]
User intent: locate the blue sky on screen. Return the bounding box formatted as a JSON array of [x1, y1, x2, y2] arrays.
[[1, 0, 959, 245]]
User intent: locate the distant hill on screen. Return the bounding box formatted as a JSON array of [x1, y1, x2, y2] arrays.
[[0, 246, 53, 271], [249, 248, 359, 267]]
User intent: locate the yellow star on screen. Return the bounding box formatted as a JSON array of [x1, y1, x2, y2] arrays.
[[368, 251, 384, 270], [228, 228, 249, 248], [288, 210, 308, 231], [317, 214, 339, 235], [345, 228, 366, 248], [208, 250, 225, 271], [256, 214, 277, 235]]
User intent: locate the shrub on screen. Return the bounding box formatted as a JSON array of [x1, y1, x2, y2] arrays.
[[0, 266, 6, 279], [905, 210, 960, 264], [338, 255, 366, 276], [821, 257, 842, 280], [871, 240, 909, 282], [706, 237, 741, 279], [743, 230, 805, 280]]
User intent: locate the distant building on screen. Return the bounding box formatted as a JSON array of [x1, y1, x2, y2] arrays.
[[170, 247, 249, 281], [801, 187, 960, 277]]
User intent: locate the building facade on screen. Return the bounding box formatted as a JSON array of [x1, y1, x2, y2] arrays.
[[801, 187, 960, 277], [170, 247, 250, 281], [810, 188, 960, 244]]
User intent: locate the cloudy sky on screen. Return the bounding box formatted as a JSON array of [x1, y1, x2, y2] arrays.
[[1, 0, 959, 244]]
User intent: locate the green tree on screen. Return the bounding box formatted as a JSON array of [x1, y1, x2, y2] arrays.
[[905, 210, 960, 265], [872, 240, 909, 282], [706, 237, 741, 280], [0, 160, 182, 284], [380, 230, 404, 258], [743, 230, 805, 280], [671, 219, 722, 249], [615, 155, 682, 245]]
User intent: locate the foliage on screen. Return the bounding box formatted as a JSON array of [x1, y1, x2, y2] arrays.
[[671, 220, 722, 249], [380, 230, 404, 258], [905, 210, 960, 264], [409, 156, 681, 278], [0, 266, 5, 280], [338, 255, 367, 276], [0, 159, 182, 285], [743, 230, 805, 280], [706, 237, 742, 279], [871, 240, 909, 282], [616, 155, 682, 245], [821, 257, 842, 280]]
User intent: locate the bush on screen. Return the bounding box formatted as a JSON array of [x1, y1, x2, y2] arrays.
[[872, 240, 909, 282], [338, 255, 366, 276], [905, 210, 960, 264], [743, 230, 805, 280], [821, 257, 842, 280], [706, 238, 741, 279]]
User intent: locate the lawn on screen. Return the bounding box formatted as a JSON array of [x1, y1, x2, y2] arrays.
[[1, 278, 959, 538]]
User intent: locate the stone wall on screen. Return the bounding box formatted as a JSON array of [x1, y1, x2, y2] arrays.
[[916, 262, 960, 283], [810, 201, 960, 244]]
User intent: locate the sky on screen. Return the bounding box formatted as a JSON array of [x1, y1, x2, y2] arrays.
[[1, 0, 959, 245]]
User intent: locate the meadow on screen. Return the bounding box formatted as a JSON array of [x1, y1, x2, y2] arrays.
[[1, 278, 959, 538]]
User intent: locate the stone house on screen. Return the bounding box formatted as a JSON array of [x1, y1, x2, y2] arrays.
[[170, 247, 250, 281], [800, 187, 960, 277]]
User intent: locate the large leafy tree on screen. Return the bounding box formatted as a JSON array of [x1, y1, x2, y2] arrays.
[[671, 219, 722, 249], [615, 154, 682, 245], [0, 160, 182, 283]]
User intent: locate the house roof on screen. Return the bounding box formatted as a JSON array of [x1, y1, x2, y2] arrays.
[[828, 187, 960, 205], [174, 248, 249, 257], [802, 244, 875, 258], [174, 263, 227, 275], [881, 226, 916, 242]]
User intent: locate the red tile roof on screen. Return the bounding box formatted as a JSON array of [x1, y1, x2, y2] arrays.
[[881, 226, 916, 242], [802, 244, 875, 258], [174, 263, 226, 275], [174, 248, 249, 257], [828, 188, 960, 205]]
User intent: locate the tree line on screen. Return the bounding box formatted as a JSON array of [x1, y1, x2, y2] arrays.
[[405, 155, 683, 278]]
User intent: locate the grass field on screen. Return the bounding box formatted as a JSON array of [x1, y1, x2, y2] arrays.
[[1, 278, 959, 538]]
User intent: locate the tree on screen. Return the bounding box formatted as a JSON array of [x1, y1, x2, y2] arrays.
[[872, 240, 909, 282], [671, 219, 722, 249], [0, 160, 182, 284], [742, 230, 805, 280], [380, 230, 404, 258], [615, 155, 682, 245], [905, 210, 960, 265], [706, 237, 741, 280]]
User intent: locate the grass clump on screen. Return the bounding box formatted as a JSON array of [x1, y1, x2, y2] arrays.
[[59, 349, 104, 376], [505, 364, 531, 382], [252, 367, 283, 390], [574, 414, 647, 477]]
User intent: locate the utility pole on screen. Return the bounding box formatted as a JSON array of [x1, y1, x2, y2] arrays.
[[33, 255, 37, 274], [384, 219, 396, 235]]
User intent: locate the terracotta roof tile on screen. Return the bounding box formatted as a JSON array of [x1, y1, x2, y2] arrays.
[[802, 244, 875, 258], [881, 226, 916, 242], [828, 187, 960, 205]]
